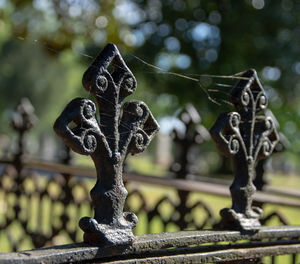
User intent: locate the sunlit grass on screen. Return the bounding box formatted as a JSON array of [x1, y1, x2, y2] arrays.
[[268, 172, 300, 189], [127, 154, 168, 176]]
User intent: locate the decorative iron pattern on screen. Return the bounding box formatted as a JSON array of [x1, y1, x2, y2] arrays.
[[0, 98, 214, 251], [0, 98, 295, 252], [252, 110, 290, 226], [54, 43, 159, 246], [253, 109, 289, 191], [210, 69, 280, 231], [0, 98, 92, 251], [0, 168, 93, 251], [0, 157, 293, 252], [0, 167, 218, 252], [0, 75, 298, 264], [0, 89, 295, 254], [125, 188, 215, 233], [168, 104, 211, 230]]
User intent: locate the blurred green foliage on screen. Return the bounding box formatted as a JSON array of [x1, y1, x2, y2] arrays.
[[0, 0, 300, 166]]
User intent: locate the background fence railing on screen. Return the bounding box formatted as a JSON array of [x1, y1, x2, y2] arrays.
[[1, 48, 300, 264], [1, 158, 300, 253]]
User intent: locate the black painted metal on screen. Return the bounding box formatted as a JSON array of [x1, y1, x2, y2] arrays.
[[54, 43, 159, 246], [210, 69, 280, 231]]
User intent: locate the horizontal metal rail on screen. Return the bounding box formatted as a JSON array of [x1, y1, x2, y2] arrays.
[[1, 226, 300, 263], [1, 159, 299, 208], [107, 244, 300, 264]]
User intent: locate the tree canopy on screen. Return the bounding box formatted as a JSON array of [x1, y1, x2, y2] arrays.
[[0, 0, 299, 166]]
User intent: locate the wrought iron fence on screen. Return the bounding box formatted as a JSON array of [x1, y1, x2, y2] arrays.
[[1, 158, 299, 251], [0, 43, 300, 263]]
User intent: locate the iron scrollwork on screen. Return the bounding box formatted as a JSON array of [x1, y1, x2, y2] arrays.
[[210, 69, 279, 231], [54, 43, 159, 246], [253, 109, 289, 191]]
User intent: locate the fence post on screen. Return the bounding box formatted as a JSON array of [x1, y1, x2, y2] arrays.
[[10, 98, 37, 249], [171, 104, 210, 178], [210, 69, 279, 231], [54, 43, 159, 246], [11, 98, 37, 164], [171, 104, 211, 229]]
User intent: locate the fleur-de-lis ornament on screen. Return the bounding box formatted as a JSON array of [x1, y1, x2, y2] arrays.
[[210, 69, 279, 231], [54, 44, 159, 245]]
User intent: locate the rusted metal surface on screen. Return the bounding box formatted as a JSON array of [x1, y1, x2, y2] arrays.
[[1, 226, 300, 263], [54, 43, 159, 246], [210, 69, 280, 231]]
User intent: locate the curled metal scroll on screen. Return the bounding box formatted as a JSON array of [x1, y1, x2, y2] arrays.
[[54, 43, 159, 246], [210, 69, 279, 231]]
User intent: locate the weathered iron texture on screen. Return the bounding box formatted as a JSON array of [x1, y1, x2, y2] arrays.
[[210, 69, 279, 231], [252, 110, 290, 226], [253, 110, 289, 191], [1, 226, 300, 263], [54, 43, 159, 246], [0, 99, 295, 251]]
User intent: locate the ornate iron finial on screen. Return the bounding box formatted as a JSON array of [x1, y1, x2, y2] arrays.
[[11, 97, 36, 133], [11, 98, 37, 159], [210, 69, 279, 231], [169, 104, 211, 229], [54, 43, 159, 246], [171, 104, 210, 178]]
